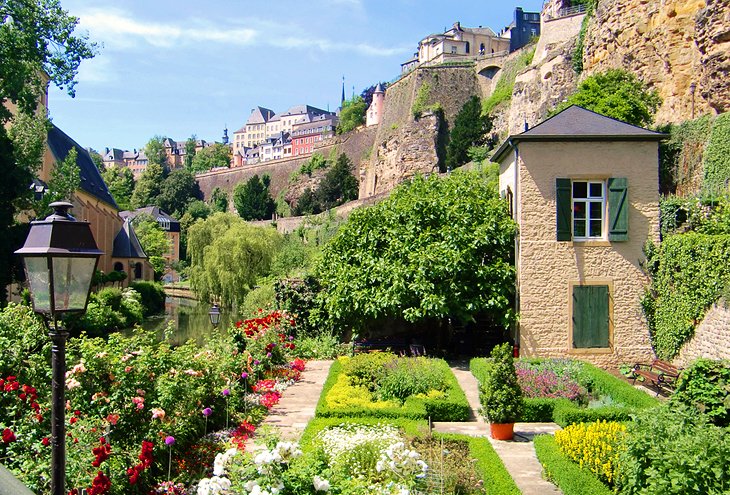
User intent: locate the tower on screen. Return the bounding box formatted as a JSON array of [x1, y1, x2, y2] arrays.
[[222, 126, 229, 145], [366, 83, 385, 127], [341, 76, 345, 105]]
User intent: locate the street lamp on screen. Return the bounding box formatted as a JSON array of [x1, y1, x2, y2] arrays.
[[14, 201, 102, 495], [689, 82, 697, 120], [208, 303, 221, 327]]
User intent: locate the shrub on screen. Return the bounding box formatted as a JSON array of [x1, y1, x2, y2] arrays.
[[535, 434, 613, 495], [130, 281, 166, 316], [554, 421, 626, 486], [466, 436, 521, 495], [479, 343, 523, 423], [376, 356, 446, 401], [341, 353, 395, 391], [617, 403, 730, 495], [516, 365, 588, 402], [95, 287, 123, 310], [671, 358, 730, 426], [292, 332, 348, 360]]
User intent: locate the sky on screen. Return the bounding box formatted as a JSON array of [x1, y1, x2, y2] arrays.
[[48, 0, 545, 153]]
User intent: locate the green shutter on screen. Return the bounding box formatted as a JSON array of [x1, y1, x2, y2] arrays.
[[556, 178, 572, 241], [572, 285, 610, 348], [608, 178, 629, 241]]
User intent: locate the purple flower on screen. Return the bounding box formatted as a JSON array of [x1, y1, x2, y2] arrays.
[[165, 436, 175, 446], [202, 407, 212, 417], [253, 360, 260, 365], [288, 335, 294, 341], [222, 388, 230, 397], [266, 352, 272, 358], [241, 372, 249, 379]]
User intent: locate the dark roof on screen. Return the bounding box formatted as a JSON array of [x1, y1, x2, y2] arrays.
[[47, 125, 119, 209], [112, 218, 147, 258], [120, 206, 180, 232], [492, 105, 668, 163], [246, 106, 275, 125]]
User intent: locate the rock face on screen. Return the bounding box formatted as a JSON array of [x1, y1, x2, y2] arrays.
[[582, 0, 726, 123]]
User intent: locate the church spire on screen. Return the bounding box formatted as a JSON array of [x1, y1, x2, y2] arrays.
[[341, 75, 345, 104]]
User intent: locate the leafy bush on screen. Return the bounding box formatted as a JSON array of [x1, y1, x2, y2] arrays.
[[411, 82, 432, 119], [376, 356, 446, 401], [466, 436, 521, 495], [671, 358, 730, 426], [516, 363, 588, 402], [617, 403, 730, 495], [96, 287, 123, 309], [342, 353, 394, 391], [535, 434, 613, 495], [554, 421, 626, 486], [130, 281, 166, 316], [657, 115, 713, 195], [702, 112, 730, 196], [479, 343, 523, 424], [291, 332, 348, 360]]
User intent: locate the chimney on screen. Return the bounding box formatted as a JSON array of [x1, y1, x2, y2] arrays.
[[524, 121, 529, 131]]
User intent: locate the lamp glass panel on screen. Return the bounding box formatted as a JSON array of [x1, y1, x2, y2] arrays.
[[25, 257, 51, 312], [209, 309, 221, 326], [52, 257, 96, 311]]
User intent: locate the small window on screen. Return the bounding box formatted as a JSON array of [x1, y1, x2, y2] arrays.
[[572, 181, 604, 239]]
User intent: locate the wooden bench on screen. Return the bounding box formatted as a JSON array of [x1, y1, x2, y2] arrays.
[[631, 359, 680, 396]]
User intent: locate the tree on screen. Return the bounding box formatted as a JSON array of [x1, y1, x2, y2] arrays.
[[88, 149, 104, 172], [144, 136, 168, 172], [187, 212, 282, 307], [178, 200, 210, 263], [35, 147, 80, 217], [233, 174, 276, 221], [0, 0, 96, 303], [552, 69, 661, 127], [315, 153, 358, 210], [102, 166, 135, 211], [209, 187, 228, 213], [316, 171, 516, 331], [132, 214, 170, 278], [445, 96, 491, 170], [156, 169, 202, 217], [184, 135, 197, 170], [190, 143, 231, 173], [337, 96, 366, 134], [293, 187, 317, 216], [130, 162, 164, 208]]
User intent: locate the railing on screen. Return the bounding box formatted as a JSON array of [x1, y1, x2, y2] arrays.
[[544, 3, 587, 20]]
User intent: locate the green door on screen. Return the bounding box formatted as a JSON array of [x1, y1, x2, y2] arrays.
[[572, 285, 610, 348]]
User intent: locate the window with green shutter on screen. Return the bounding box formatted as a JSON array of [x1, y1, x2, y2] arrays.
[[572, 285, 610, 348], [555, 178, 629, 241]]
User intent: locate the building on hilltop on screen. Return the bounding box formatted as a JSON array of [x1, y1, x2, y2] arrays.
[[240, 106, 275, 149], [279, 104, 335, 135], [291, 114, 339, 156], [260, 132, 292, 162], [102, 138, 210, 179], [493, 105, 665, 367], [366, 83, 385, 127], [498, 7, 541, 53]]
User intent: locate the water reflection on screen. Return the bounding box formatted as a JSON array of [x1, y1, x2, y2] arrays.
[[132, 297, 236, 346]]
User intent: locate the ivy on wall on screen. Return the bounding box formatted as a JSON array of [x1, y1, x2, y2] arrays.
[[572, 0, 597, 74], [702, 113, 730, 196], [657, 116, 713, 195], [482, 47, 535, 115]]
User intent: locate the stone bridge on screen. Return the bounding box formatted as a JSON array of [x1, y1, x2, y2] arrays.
[[474, 52, 510, 95]]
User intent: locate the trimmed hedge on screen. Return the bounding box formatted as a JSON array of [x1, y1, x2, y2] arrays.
[[466, 436, 521, 495], [298, 416, 426, 451], [470, 358, 659, 426], [130, 281, 166, 316], [534, 435, 613, 495], [316, 358, 471, 421]]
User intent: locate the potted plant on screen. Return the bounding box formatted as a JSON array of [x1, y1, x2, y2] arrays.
[[480, 342, 523, 440]]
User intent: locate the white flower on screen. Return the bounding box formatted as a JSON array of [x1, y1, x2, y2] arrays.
[[197, 479, 210, 495], [313, 475, 331, 492]]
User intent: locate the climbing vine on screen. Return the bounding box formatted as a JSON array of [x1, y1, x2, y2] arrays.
[[702, 113, 730, 196], [572, 0, 597, 74], [482, 47, 535, 115]]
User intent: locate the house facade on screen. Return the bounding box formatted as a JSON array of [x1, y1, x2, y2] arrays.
[[416, 22, 510, 67], [493, 106, 665, 367], [291, 115, 338, 156], [120, 206, 180, 282]]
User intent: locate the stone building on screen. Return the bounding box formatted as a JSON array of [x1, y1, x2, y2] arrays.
[[494, 106, 665, 367], [120, 206, 180, 282], [291, 115, 338, 156]]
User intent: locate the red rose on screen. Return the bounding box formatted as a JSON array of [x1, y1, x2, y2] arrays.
[[42, 437, 50, 446], [2, 428, 16, 443]]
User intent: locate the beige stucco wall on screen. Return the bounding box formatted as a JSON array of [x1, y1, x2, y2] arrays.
[[674, 301, 730, 367], [513, 140, 659, 367]]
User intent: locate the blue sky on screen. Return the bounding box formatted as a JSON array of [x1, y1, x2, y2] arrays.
[[48, 0, 544, 152]]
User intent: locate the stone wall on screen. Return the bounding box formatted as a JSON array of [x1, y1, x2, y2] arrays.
[[674, 302, 730, 367], [196, 125, 378, 206], [583, 0, 728, 123]]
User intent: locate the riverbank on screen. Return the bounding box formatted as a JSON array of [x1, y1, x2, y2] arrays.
[[164, 285, 197, 300]]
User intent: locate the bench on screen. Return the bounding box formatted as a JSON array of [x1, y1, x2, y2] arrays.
[[631, 359, 681, 396]]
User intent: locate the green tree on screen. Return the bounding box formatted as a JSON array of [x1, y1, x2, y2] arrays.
[[293, 187, 317, 216], [130, 162, 164, 208], [132, 214, 170, 278], [102, 166, 135, 210], [233, 174, 276, 220], [209, 187, 228, 213], [187, 212, 282, 306], [445, 96, 491, 170], [552, 69, 661, 127], [315, 153, 358, 211], [316, 171, 516, 331], [157, 169, 202, 217], [144, 136, 168, 172], [337, 96, 366, 134], [0, 0, 96, 303], [88, 149, 104, 172], [190, 143, 231, 173], [178, 200, 210, 263], [35, 147, 80, 217], [184, 135, 197, 170]]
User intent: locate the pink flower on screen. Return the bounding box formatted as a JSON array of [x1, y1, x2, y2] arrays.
[[132, 396, 145, 410], [202, 407, 212, 417], [151, 408, 165, 420], [65, 377, 81, 390], [165, 436, 175, 446]]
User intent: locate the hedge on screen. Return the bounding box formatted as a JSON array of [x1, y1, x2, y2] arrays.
[[470, 358, 659, 426], [316, 358, 471, 421], [130, 281, 166, 316], [466, 436, 521, 495], [534, 435, 613, 495]]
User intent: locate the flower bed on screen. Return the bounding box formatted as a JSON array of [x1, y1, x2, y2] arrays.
[[0, 304, 305, 495], [316, 355, 470, 421], [470, 357, 659, 426]]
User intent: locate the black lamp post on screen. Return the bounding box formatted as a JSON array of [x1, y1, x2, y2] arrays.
[[208, 303, 221, 327], [689, 82, 696, 120], [14, 202, 102, 495]]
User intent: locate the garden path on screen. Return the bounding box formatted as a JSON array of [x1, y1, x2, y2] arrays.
[[433, 362, 562, 495], [246, 359, 333, 449]]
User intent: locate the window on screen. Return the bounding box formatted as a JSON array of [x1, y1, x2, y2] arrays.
[[556, 178, 628, 242], [572, 285, 610, 348], [451, 45, 457, 54]]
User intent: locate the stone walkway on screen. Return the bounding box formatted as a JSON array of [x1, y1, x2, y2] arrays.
[[246, 359, 333, 448], [433, 361, 562, 495]]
